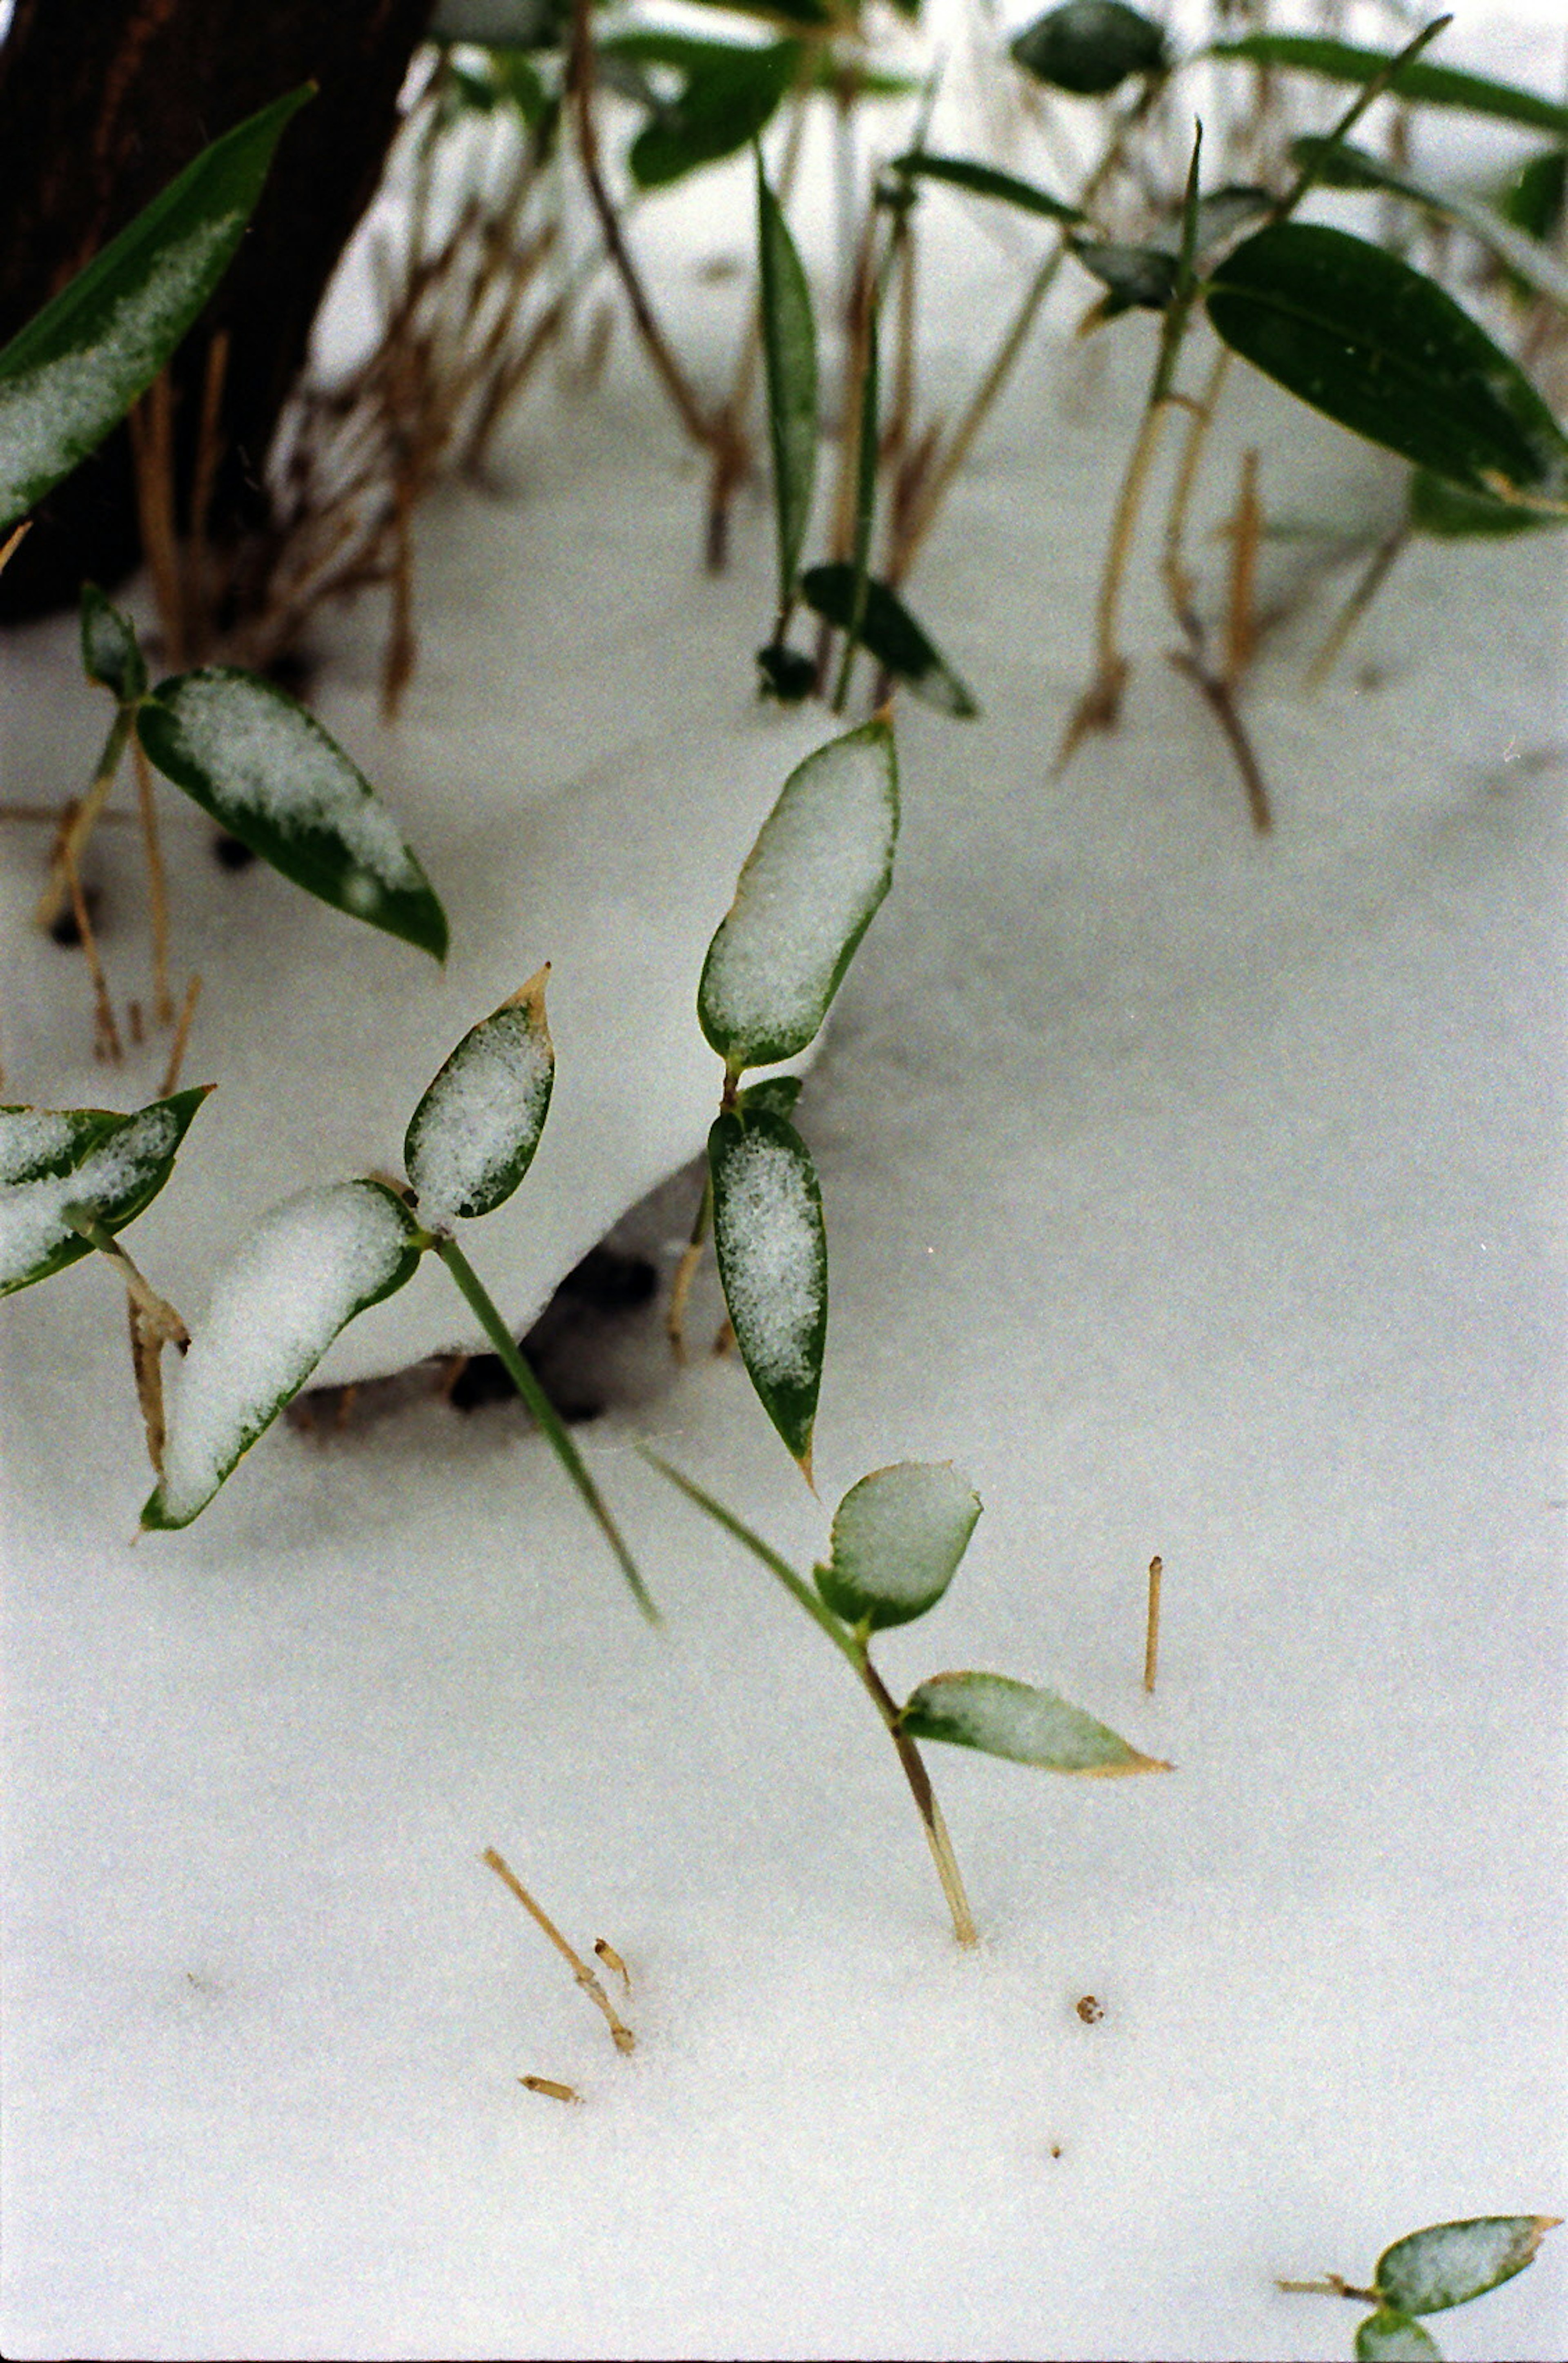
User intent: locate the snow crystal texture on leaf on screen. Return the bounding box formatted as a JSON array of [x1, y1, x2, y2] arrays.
[[1375, 2217, 1560, 2317], [709, 1106, 826, 1465], [817, 1462, 981, 1630], [699, 720, 898, 1071], [0, 1094, 205, 1295], [405, 973, 554, 1226], [148, 1180, 422, 1528], [901, 1671, 1169, 1772]]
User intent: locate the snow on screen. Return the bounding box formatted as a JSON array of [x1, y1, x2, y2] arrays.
[[404, 976, 554, 1227], [0, 1099, 181, 1290], [710, 1118, 824, 1392], [825, 1459, 981, 1621]]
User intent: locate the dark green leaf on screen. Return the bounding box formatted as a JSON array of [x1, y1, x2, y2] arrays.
[[900, 1671, 1171, 1772], [889, 151, 1082, 224], [1070, 238, 1178, 314], [1501, 147, 1566, 245], [1011, 1, 1169, 96], [757, 151, 818, 615], [802, 564, 980, 715], [1205, 222, 1568, 501], [1354, 2314, 1441, 2362], [0, 87, 311, 532], [1208, 34, 1568, 138], [1286, 137, 1568, 312], [1409, 466, 1562, 537], [143, 1178, 424, 1530], [756, 641, 818, 701], [738, 1074, 804, 1120], [138, 669, 448, 960], [815, 1462, 980, 1631], [1374, 2217, 1561, 2318], [708, 1103, 826, 1473], [405, 968, 554, 1223], [0, 1089, 210, 1297], [601, 33, 798, 189], [79, 585, 147, 705]]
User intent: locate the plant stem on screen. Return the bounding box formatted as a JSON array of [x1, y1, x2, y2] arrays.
[[35, 704, 136, 932], [1266, 15, 1454, 229], [482, 1846, 635, 2053], [1143, 1553, 1163, 1693], [434, 1233, 659, 1624], [666, 1169, 712, 1362], [1306, 521, 1409, 687], [65, 1206, 189, 1344]]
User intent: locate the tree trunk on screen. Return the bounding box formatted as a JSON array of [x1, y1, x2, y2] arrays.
[[0, 0, 434, 619]]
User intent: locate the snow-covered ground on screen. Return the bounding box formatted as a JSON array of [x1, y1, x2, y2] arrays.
[[3, 4, 1565, 2356]]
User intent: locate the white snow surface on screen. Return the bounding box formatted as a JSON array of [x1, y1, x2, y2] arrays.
[[405, 989, 554, 1227], [3, 4, 1566, 2354]]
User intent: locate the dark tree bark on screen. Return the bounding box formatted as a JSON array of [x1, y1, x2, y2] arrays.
[[0, 0, 434, 618]]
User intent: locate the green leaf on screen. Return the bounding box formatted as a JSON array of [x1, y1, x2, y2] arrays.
[[756, 151, 818, 617], [699, 718, 898, 1071], [1355, 2314, 1442, 2362], [1409, 466, 1562, 538], [1500, 147, 1566, 246], [708, 1103, 826, 1473], [1070, 238, 1178, 316], [815, 1462, 980, 1631], [889, 151, 1082, 224], [0, 87, 311, 533], [1285, 137, 1568, 315], [1011, 0, 1169, 96], [602, 33, 798, 190], [143, 1178, 424, 1530], [79, 585, 147, 705], [1208, 34, 1568, 139], [738, 1073, 804, 1121], [137, 669, 448, 960], [900, 1672, 1172, 1773], [404, 967, 554, 1224], [800, 566, 979, 717], [1374, 2217, 1561, 2318], [0, 1089, 210, 1297], [1205, 223, 1568, 503]]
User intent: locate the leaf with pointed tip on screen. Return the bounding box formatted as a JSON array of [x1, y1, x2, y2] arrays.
[[815, 1463, 980, 1631], [1374, 2218, 1561, 2318], [1409, 467, 1561, 538], [1011, 0, 1169, 96], [0, 87, 311, 533], [602, 33, 798, 189], [1208, 34, 1568, 138], [901, 1671, 1171, 1773], [889, 151, 1082, 224], [80, 585, 147, 705], [1205, 223, 1568, 502], [1071, 238, 1178, 316], [1286, 137, 1568, 315], [1355, 2314, 1441, 2362], [757, 151, 818, 615], [699, 719, 898, 1072], [800, 567, 978, 717], [708, 1104, 825, 1472], [138, 669, 448, 960], [405, 969, 554, 1224], [0, 1089, 210, 1297], [143, 1179, 424, 1530]]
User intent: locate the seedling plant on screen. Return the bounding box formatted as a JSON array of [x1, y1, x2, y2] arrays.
[[1277, 2214, 1561, 2359]]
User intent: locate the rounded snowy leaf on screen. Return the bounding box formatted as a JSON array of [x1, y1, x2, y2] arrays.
[[80, 585, 146, 705], [144, 1179, 424, 1530], [0, 1089, 210, 1296], [1011, 2, 1169, 96], [405, 968, 554, 1225], [900, 1672, 1171, 1773], [1355, 2314, 1441, 2362], [708, 1105, 825, 1473], [815, 1462, 981, 1631], [137, 670, 448, 960], [1374, 2217, 1560, 2318], [698, 719, 898, 1072]]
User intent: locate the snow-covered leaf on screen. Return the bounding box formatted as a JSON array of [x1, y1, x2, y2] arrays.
[[0, 87, 310, 532], [79, 586, 147, 706], [1208, 33, 1568, 138], [757, 150, 817, 617], [889, 151, 1082, 224], [405, 969, 554, 1225], [699, 719, 898, 1073], [900, 1672, 1172, 1773], [144, 1180, 425, 1530], [138, 669, 448, 960], [1374, 2217, 1561, 2318], [800, 567, 978, 718], [815, 1462, 981, 1631], [1011, 1, 1169, 96], [0, 1090, 210, 1297], [1355, 2312, 1441, 2361], [708, 1103, 825, 1474]]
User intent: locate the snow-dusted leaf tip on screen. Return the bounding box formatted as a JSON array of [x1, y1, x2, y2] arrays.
[[144, 1179, 423, 1530], [137, 670, 448, 960], [1375, 2217, 1561, 2318], [900, 1671, 1171, 1773], [1354, 2313, 1441, 2361], [816, 1462, 981, 1630], [709, 1104, 826, 1473], [699, 719, 898, 1073], [405, 968, 554, 1225], [0, 1089, 210, 1297], [80, 584, 146, 704]]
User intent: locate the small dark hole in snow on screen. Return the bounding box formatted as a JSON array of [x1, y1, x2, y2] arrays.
[[213, 833, 256, 872]]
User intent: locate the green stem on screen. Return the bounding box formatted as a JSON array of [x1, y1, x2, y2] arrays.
[[1267, 15, 1453, 226], [436, 1233, 659, 1625]]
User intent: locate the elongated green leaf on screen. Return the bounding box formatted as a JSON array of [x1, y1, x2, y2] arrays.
[[1287, 137, 1568, 314], [1011, 0, 1169, 95], [144, 1179, 424, 1530], [0, 1089, 210, 1296], [815, 1463, 980, 1631], [800, 566, 978, 717], [708, 1104, 825, 1472], [900, 1671, 1171, 1773], [0, 87, 310, 532], [1375, 2218, 1561, 2318], [699, 718, 898, 1071], [138, 669, 448, 960], [1409, 466, 1561, 537], [757, 151, 817, 615], [405, 968, 554, 1224], [602, 33, 798, 189], [1355, 2314, 1441, 2362], [1205, 223, 1568, 502], [1501, 148, 1566, 246], [80, 586, 147, 705], [889, 151, 1082, 224], [1209, 34, 1568, 138]]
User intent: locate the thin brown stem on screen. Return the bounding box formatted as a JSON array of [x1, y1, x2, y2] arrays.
[[158, 973, 202, 1097], [1054, 393, 1171, 766], [0, 520, 28, 579], [482, 1847, 636, 2053], [1167, 647, 1274, 832], [129, 373, 185, 668], [62, 836, 122, 1062], [131, 739, 174, 1026], [1143, 1553, 1163, 1693], [1160, 343, 1232, 628], [1222, 447, 1261, 690], [35, 706, 135, 932], [1306, 522, 1410, 688]]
